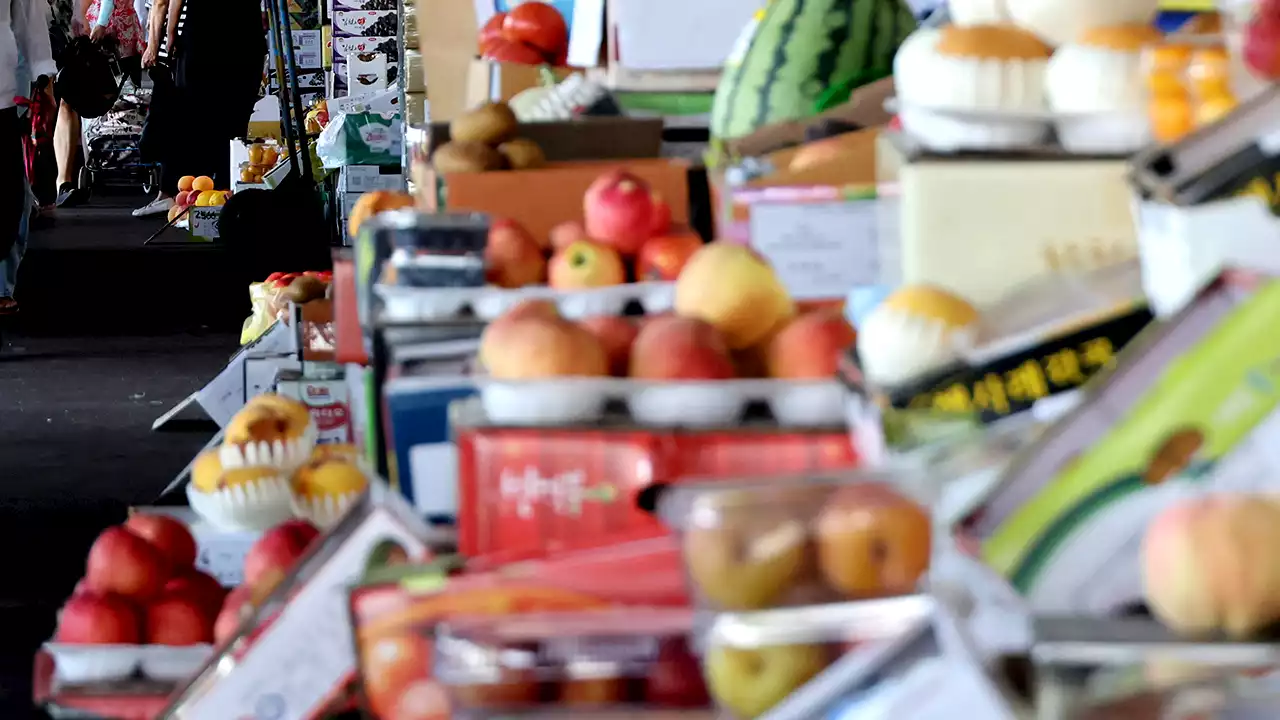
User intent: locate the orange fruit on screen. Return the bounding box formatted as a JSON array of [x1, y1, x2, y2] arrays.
[[177, 175, 196, 192], [192, 176, 215, 192], [1189, 46, 1232, 99], [262, 147, 279, 167], [247, 144, 265, 165], [1145, 44, 1192, 96], [1196, 94, 1238, 127], [1150, 95, 1194, 143], [239, 168, 256, 183]]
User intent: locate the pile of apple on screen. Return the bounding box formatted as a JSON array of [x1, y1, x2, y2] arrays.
[[480, 240, 856, 384], [212, 519, 321, 647], [55, 514, 226, 649], [166, 175, 232, 222], [486, 170, 704, 291], [54, 515, 320, 655]]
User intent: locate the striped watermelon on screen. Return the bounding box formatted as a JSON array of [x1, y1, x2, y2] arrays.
[[710, 0, 917, 141]]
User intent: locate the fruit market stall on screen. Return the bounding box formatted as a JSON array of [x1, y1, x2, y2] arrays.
[[46, 0, 1280, 715]]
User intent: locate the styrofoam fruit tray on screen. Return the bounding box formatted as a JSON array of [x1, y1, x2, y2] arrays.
[[374, 281, 675, 322], [889, 98, 1150, 154], [45, 642, 214, 684], [477, 377, 846, 427]]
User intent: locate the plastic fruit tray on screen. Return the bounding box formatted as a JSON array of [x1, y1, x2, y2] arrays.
[[657, 472, 937, 611], [374, 282, 675, 322], [44, 642, 214, 684], [701, 597, 936, 719], [435, 608, 712, 716], [476, 377, 845, 428]]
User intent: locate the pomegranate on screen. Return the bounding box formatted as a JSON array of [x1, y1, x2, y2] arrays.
[[1142, 494, 1280, 638], [583, 171, 658, 256]]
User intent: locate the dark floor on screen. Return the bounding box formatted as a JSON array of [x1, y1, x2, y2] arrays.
[[0, 187, 246, 717]]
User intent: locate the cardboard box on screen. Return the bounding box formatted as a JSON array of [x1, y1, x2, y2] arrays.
[[453, 400, 858, 560], [276, 369, 354, 444], [385, 377, 477, 520], [338, 164, 404, 193], [415, 0, 478, 122], [421, 157, 688, 245], [463, 59, 573, 112]]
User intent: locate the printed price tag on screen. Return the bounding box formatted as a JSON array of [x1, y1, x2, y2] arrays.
[[749, 199, 881, 300], [195, 534, 257, 587]]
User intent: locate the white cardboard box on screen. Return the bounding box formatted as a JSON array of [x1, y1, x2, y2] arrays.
[[338, 164, 403, 193]]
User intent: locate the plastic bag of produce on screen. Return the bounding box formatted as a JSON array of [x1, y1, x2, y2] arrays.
[[317, 108, 403, 168], [240, 282, 276, 345]]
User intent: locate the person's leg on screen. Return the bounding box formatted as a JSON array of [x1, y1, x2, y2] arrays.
[[134, 74, 179, 216], [53, 101, 87, 207], [0, 183, 35, 310], [0, 109, 30, 312]]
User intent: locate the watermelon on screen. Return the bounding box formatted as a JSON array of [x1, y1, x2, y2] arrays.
[[710, 0, 917, 141]]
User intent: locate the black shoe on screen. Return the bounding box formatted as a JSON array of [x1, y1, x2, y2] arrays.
[[55, 183, 88, 208]]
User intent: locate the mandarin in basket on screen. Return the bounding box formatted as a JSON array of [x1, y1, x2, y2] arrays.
[[1188, 46, 1232, 99], [814, 483, 931, 598], [1145, 44, 1192, 96], [1196, 94, 1238, 127], [1150, 95, 1194, 143]]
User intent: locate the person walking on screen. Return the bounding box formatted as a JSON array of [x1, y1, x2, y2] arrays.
[[132, 0, 175, 216], [0, 0, 56, 315]]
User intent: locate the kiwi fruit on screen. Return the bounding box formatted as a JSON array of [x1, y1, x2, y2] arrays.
[[285, 275, 328, 304], [450, 102, 519, 146], [431, 141, 507, 174], [497, 138, 547, 170]]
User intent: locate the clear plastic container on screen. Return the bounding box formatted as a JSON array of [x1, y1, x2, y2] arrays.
[[701, 596, 937, 719], [434, 608, 712, 716], [658, 471, 936, 611]]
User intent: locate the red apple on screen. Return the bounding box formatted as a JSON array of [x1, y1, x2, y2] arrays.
[[56, 593, 142, 645], [635, 232, 702, 281], [649, 193, 672, 236], [243, 519, 320, 591], [578, 316, 639, 376], [213, 585, 255, 645], [645, 637, 710, 707], [583, 170, 658, 256], [146, 591, 214, 645], [85, 526, 170, 602], [165, 570, 227, 619], [1245, 14, 1280, 80], [125, 513, 198, 571], [265, 272, 286, 283]]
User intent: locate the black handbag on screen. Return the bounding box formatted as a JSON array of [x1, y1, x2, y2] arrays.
[[55, 37, 123, 119]]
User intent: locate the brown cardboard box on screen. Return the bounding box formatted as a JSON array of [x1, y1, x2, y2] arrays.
[[722, 77, 896, 158], [425, 117, 664, 162], [421, 158, 690, 243], [465, 60, 574, 110], [415, 0, 478, 123]]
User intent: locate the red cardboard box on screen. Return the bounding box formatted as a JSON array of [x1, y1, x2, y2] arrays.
[[456, 425, 857, 560]]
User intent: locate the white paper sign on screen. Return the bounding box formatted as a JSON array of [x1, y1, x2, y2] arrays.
[[176, 509, 427, 720], [750, 200, 881, 300]]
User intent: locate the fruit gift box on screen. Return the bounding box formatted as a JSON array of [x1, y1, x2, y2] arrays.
[[433, 608, 712, 715], [656, 471, 935, 612]]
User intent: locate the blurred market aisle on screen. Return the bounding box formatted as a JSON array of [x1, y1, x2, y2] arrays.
[[0, 188, 245, 717]]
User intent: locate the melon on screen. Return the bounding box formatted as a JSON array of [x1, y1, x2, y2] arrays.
[[709, 0, 917, 141]]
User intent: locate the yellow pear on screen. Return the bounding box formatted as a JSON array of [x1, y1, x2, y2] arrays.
[[674, 242, 795, 350]]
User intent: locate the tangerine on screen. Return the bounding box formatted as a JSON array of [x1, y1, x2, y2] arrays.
[[192, 176, 215, 192], [247, 144, 265, 165], [177, 175, 196, 192], [1150, 95, 1194, 143]]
